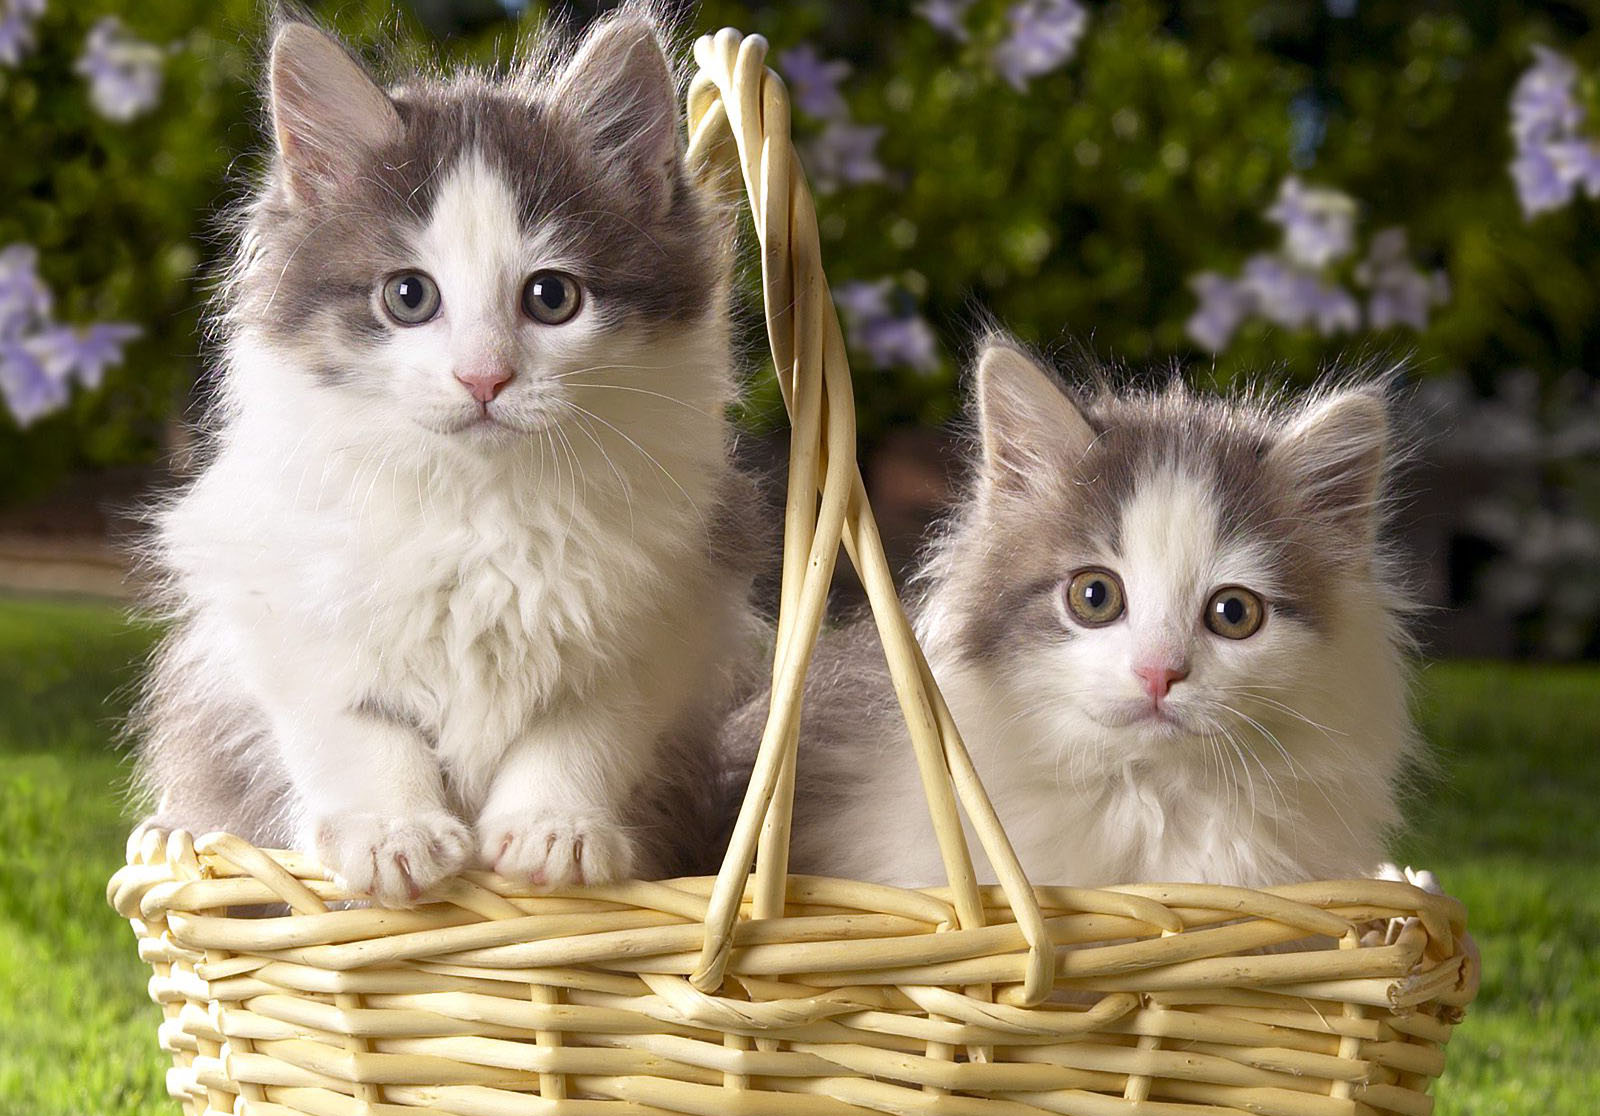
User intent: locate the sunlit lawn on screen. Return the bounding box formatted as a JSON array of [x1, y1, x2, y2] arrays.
[[0, 593, 1594, 1114]]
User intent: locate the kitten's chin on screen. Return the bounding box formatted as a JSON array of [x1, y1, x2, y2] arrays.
[[416, 407, 550, 442], [1087, 702, 1202, 743]]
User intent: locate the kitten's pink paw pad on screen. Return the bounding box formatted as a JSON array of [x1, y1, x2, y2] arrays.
[[310, 811, 473, 907], [478, 813, 635, 887]]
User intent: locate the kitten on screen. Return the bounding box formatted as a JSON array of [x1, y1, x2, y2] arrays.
[[722, 339, 1417, 889], [134, 9, 761, 904]]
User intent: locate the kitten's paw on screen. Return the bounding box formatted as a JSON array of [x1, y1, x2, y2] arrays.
[[128, 816, 176, 861], [310, 811, 473, 907], [1377, 862, 1443, 895], [1365, 863, 1447, 947], [478, 812, 636, 887]]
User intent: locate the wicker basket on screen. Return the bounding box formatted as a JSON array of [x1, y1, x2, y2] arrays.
[[110, 29, 1479, 1116]]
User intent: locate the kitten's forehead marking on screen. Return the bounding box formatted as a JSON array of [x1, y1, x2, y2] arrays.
[[1117, 460, 1290, 620], [1118, 464, 1218, 623], [417, 150, 524, 330]]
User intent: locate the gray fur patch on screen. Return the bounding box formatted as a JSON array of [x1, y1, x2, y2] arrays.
[[716, 621, 902, 875], [131, 621, 295, 848]]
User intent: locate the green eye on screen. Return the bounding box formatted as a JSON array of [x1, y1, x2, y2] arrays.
[[522, 271, 582, 325], [1204, 586, 1265, 639], [381, 271, 440, 325], [1065, 567, 1125, 627]]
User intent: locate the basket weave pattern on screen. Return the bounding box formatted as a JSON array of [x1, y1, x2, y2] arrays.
[[110, 29, 1478, 1116]]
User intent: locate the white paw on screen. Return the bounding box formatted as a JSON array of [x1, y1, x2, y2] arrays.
[[1376, 861, 1444, 894], [1368, 863, 1446, 947], [478, 812, 636, 887], [309, 811, 473, 907]]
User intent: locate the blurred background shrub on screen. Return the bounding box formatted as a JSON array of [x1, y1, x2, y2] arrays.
[[1, 0, 1597, 655]]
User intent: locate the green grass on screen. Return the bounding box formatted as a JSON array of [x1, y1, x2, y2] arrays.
[[0, 596, 169, 1115], [0, 595, 1594, 1114]]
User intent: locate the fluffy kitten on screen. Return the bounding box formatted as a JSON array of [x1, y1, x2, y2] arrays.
[[135, 10, 760, 904], [722, 339, 1417, 889]]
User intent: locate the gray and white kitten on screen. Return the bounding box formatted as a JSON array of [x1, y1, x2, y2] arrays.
[[135, 10, 760, 904], [723, 339, 1417, 889]]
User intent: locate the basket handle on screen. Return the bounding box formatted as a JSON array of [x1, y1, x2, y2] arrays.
[[684, 30, 1055, 1006]]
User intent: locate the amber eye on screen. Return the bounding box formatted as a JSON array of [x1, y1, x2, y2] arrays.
[[522, 271, 582, 324], [381, 271, 440, 325], [1064, 568, 1126, 627], [1204, 586, 1265, 640]]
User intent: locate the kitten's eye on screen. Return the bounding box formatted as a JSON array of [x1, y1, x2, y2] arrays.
[[1204, 586, 1265, 640], [522, 271, 582, 325], [1065, 567, 1126, 627], [381, 271, 440, 325]]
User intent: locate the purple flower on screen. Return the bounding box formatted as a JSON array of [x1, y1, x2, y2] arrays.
[[1508, 47, 1600, 218], [834, 279, 940, 373], [1513, 145, 1573, 216], [0, 0, 44, 68], [803, 121, 886, 192], [1185, 182, 1420, 348], [1306, 280, 1362, 335], [1185, 272, 1254, 352], [30, 321, 141, 388], [1357, 228, 1449, 331], [0, 336, 69, 427], [0, 243, 51, 338], [992, 0, 1088, 91], [833, 279, 893, 323], [0, 242, 137, 424], [1547, 139, 1600, 198], [1265, 176, 1356, 269], [1240, 253, 1359, 335], [76, 17, 164, 122], [915, 0, 977, 42], [1188, 253, 1358, 338], [1510, 47, 1583, 148], [777, 44, 851, 121], [857, 314, 939, 372]]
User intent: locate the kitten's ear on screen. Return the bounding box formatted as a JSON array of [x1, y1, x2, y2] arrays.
[[269, 22, 402, 204], [973, 340, 1098, 498], [556, 14, 680, 217], [1267, 389, 1389, 548]]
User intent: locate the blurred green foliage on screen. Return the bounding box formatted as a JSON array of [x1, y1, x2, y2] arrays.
[[1, 0, 1597, 495], [1, 0, 250, 501]]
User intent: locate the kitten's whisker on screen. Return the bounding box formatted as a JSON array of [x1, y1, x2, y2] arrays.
[[564, 407, 638, 541], [1232, 702, 1362, 845], [1227, 690, 1347, 744], [559, 208, 664, 253], [1209, 724, 1246, 821], [402, 153, 450, 212], [1217, 701, 1309, 782], [550, 421, 583, 545], [568, 381, 714, 416], [355, 172, 417, 219], [564, 404, 708, 533]]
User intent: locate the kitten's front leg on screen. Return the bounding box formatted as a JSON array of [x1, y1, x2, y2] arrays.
[[476, 711, 648, 887], [273, 706, 473, 906]]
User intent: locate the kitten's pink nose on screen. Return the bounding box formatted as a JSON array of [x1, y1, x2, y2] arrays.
[[1134, 663, 1189, 701], [455, 362, 515, 404]]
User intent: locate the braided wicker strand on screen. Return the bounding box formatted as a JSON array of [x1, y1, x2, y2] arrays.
[[109, 28, 1478, 1116]]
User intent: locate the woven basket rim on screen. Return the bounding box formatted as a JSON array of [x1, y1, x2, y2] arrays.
[[112, 829, 1479, 1014]]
